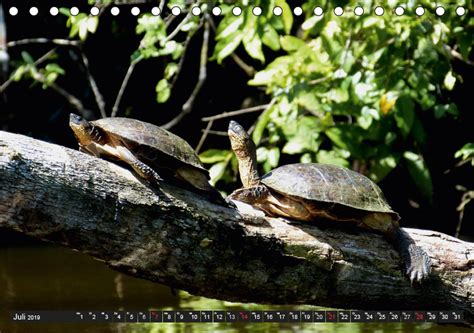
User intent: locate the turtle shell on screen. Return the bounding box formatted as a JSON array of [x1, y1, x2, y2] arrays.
[[92, 117, 206, 172], [260, 163, 396, 214]]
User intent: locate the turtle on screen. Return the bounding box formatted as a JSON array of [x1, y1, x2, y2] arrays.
[[69, 113, 228, 206], [227, 120, 431, 283]]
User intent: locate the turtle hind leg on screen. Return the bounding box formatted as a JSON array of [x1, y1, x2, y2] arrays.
[[392, 228, 432, 283], [115, 146, 163, 186]]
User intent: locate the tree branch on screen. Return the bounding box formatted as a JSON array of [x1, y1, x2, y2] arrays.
[[111, 55, 143, 117], [0, 131, 473, 324], [161, 19, 210, 130], [201, 99, 274, 122]]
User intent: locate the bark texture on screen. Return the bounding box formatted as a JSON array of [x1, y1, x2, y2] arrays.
[[0, 131, 473, 323]]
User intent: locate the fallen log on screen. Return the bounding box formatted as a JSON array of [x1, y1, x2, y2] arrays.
[[0, 131, 473, 323]]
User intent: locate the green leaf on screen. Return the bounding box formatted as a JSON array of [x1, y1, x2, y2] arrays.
[[280, 35, 306, 53], [369, 154, 399, 182], [316, 150, 350, 168], [301, 15, 323, 31], [213, 31, 243, 64], [164, 62, 178, 80], [199, 149, 231, 164], [393, 95, 415, 138], [325, 126, 367, 158], [282, 117, 321, 154], [261, 24, 280, 51], [275, 0, 293, 34], [263, 147, 280, 172], [443, 70, 456, 90], [357, 106, 378, 130], [12, 66, 27, 81], [454, 143, 474, 164], [209, 161, 228, 186], [326, 88, 349, 103], [45, 63, 65, 75], [296, 90, 320, 112], [434, 103, 458, 119], [86, 17, 99, 34], [256, 146, 268, 163], [403, 151, 433, 204], [216, 15, 244, 40], [300, 153, 313, 163], [21, 52, 34, 65], [252, 104, 276, 145], [155, 79, 171, 103], [242, 13, 265, 63]]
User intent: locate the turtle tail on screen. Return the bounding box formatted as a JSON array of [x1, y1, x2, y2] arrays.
[[392, 227, 431, 283]]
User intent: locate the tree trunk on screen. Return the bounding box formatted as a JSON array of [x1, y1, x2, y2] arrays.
[[0, 131, 473, 324]]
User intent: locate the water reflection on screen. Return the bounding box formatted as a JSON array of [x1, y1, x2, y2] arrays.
[[0, 242, 469, 333]]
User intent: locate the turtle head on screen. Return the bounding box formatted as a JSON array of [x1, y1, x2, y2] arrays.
[[228, 120, 256, 159], [228, 120, 260, 187], [69, 113, 100, 145]]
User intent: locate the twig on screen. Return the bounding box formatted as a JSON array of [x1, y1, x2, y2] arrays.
[[195, 119, 213, 153], [169, 17, 204, 91], [161, 19, 210, 130], [455, 190, 474, 238], [79, 50, 106, 119], [5, 37, 106, 118], [30, 68, 92, 118], [443, 44, 474, 66], [0, 48, 56, 93], [159, 0, 166, 13], [308, 76, 331, 85], [163, 11, 192, 44], [111, 55, 143, 117], [230, 53, 256, 77], [201, 101, 273, 122], [200, 129, 228, 136]]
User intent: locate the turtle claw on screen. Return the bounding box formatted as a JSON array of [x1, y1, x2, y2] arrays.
[[404, 244, 432, 284]]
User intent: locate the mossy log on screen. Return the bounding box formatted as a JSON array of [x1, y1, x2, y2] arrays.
[[0, 131, 473, 324]]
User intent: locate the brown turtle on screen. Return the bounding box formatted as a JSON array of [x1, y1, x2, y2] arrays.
[[227, 120, 431, 282], [69, 113, 227, 205]]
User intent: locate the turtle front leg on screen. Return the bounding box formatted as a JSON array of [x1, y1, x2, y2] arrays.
[[114, 146, 163, 185]]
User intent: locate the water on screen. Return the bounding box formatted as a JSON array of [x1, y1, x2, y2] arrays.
[[0, 243, 470, 333]]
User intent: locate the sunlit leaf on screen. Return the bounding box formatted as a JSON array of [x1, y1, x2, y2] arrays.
[[213, 31, 243, 63], [369, 154, 399, 182], [261, 24, 280, 51], [280, 35, 307, 53], [217, 15, 244, 40], [275, 0, 293, 34], [200, 149, 231, 164], [155, 79, 170, 103], [316, 150, 350, 168], [209, 161, 228, 186], [443, 70, 456, 90], [455, 143, 474, 165], [165, 62, 178, 80], [252, 103, 276, 145]]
